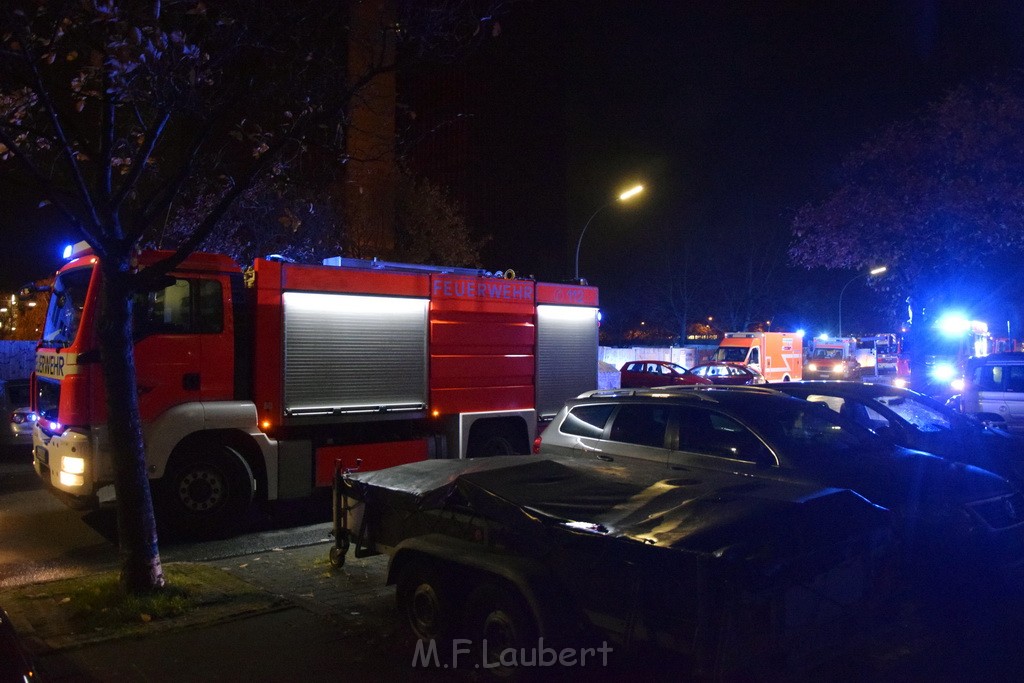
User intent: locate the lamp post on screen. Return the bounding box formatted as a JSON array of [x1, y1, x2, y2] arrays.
[[574, 183, 644, 283], [838, 266, 887, 337]]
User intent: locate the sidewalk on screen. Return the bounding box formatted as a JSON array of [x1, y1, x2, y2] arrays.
[[7, 539, 424, 681]]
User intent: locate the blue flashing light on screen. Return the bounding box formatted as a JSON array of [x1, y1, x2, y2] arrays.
[[795, 329, 806, 338], [62, 244, 74, 260], [818, 333, 829, 341], [935, 312, 970, 337], [930, 362, 957, 383]]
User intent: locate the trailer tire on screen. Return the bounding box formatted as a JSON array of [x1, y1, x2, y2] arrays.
[[158, 443, 254, 539], [396, 559, 454, 642], [466, 582, 538, 678]]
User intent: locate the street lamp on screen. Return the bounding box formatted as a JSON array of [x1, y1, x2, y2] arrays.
[[838, 266, 887, 337], [574, 183, 645, 283]]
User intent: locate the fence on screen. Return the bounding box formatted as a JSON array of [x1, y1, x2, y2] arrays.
[[0, 341, 36, 380]]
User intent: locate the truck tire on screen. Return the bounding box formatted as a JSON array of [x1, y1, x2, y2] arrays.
[[395, 559, 454, 642], [465, 582, 538, 678], [158, 443, 254, 539], [467, 425, 519, 457]]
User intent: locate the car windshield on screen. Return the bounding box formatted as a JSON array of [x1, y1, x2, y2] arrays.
[[812, 348, 843, 359], [874, 394, 953, 433], [737, 399, 879, 458], [42, 265, 93, 347]]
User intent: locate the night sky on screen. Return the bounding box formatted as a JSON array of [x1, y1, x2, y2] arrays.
[[459, 0, 1024, 337], [3, 0, 1024, 336]]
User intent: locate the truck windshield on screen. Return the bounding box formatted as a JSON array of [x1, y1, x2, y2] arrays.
[[42, 265, 93, 348], [713, 347, 748, 363]]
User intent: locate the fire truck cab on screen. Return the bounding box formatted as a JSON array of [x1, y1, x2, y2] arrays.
[[32, 244, 599, 535]]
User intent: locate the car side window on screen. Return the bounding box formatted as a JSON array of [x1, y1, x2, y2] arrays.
[[608, 404, 670, 448], [973, 365, 1003, 392], [677, 407, 769, 463], [561, 404, 616, 439], [1007, 366, 1024, 393]]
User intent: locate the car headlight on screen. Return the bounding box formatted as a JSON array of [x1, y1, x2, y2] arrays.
[[807, 363, 818, 372]]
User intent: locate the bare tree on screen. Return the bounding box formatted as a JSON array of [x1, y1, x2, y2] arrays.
[[0, 0, 504, 594]]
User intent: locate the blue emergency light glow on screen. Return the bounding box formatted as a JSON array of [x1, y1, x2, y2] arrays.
[[795, 329, 805, 338], [62, 244, 74, 260], [936, 312, 970, 337], [930, 362, 957, 383], [818, 333, 829, 341]]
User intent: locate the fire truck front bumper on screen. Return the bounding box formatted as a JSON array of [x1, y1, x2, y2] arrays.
[[32, 425, 102, 507]]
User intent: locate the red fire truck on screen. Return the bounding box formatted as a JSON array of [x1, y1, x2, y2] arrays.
[[31, 243, 599, 533]]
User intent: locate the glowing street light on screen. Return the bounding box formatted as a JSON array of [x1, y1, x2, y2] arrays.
[[839, 266, 887, 337], [574, 183, 645, 283]]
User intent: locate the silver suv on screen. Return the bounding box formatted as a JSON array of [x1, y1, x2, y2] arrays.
[[536, 386, 1024, 588], [962, 353, 1024, 434]]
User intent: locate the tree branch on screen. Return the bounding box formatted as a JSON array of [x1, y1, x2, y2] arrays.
[[112, 109, 170, 213], [17, 33, 104, 236], [0, 127, 105, 256]]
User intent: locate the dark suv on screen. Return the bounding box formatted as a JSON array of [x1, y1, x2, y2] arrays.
[[774, 381, 1024, 488], [536, 386, 1024, 589]]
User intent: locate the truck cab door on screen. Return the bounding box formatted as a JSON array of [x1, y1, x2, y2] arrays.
[[132, 278, 205, 419], [746, 346, 762, 377]]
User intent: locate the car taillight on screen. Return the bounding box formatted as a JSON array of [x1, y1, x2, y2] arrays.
[[532, 435, 542, 454]]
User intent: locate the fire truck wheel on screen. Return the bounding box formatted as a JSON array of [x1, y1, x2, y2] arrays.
[[465, 582, 538, 676], [159, 444, 254, 538], [468, 429, 518, 457], [395, 559, 454, 642]]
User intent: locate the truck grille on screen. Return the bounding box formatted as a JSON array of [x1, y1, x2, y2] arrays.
[[36, 378, 61, 423]]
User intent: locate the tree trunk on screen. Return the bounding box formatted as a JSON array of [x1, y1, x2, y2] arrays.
[[98, 258, 166, 594]]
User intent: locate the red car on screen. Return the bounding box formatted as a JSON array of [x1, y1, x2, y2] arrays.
[[689, 361, 767, 385], [619, 360, 712, 388]]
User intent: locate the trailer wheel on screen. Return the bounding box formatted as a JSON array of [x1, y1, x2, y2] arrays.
[[466, 583, 538, 678], [396, 560, 453, 642], [158, 444, 254, 538], [329, 542, 347, 568]]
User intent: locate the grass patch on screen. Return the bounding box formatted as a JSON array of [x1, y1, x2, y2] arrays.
[[0, 563, 275, 644], [60, 569, 196, 630]]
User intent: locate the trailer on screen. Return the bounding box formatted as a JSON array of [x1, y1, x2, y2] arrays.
[[332, 455, 896, 678], [31, 244, 599, 534]]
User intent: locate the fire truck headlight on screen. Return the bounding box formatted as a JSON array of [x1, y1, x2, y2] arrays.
[[951, 378, 966, 392], [893, 378, 909, 389], [59, 471, 85, 487], [931, 363, 957, 383], [807, 363, 818, 372], [62, 455, 86, 475], [835, 365, 846, 375]]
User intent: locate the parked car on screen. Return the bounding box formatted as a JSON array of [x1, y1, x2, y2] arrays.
[[774, 381, 1024, 487], [688, 361, 766, 385], [536, 385, 1024, 590], [619, 360, 711, 388], [0, 606, 38, 682], [0, 378, 34, 449], [960, 353, 1024, 435]]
